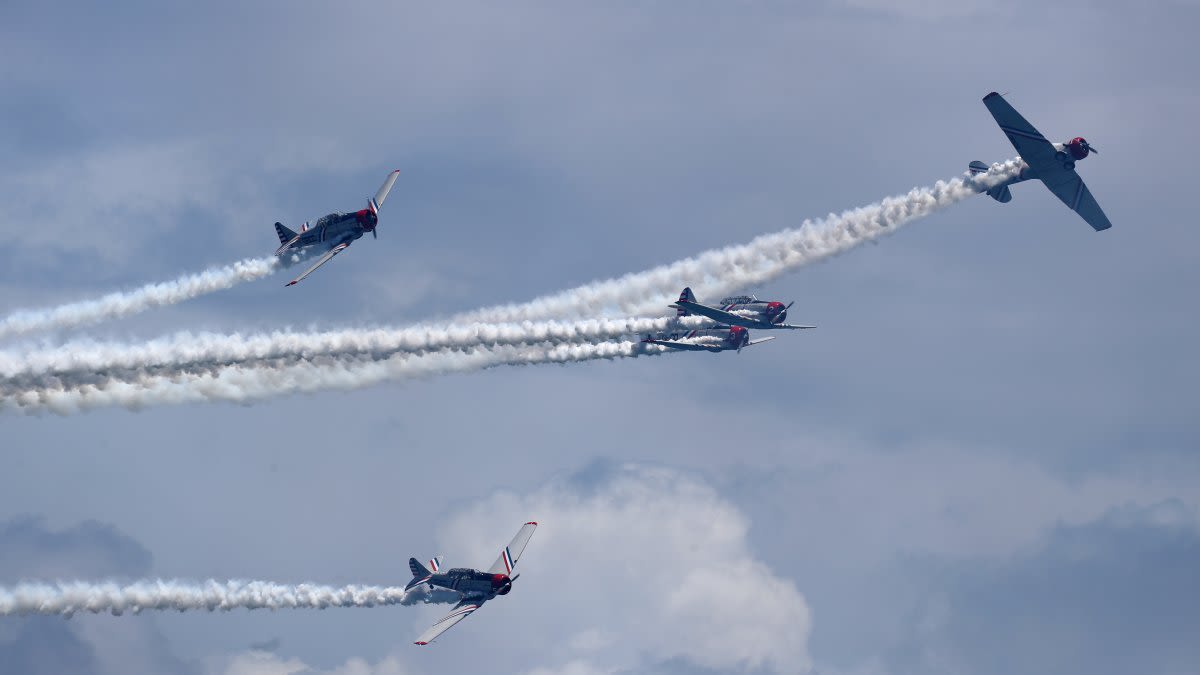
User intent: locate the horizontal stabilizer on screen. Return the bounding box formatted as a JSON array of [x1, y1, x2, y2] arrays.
[[987, 185, 1012, 203]]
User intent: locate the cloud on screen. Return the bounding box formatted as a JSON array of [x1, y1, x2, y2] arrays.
[[209, 651, 413, 675], [0, 516, 195, 675], [435, 462, 811, 674], [890, 501, 1200, 675]]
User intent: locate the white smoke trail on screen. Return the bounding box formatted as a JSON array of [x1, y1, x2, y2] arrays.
[[0, 257, 279, 340], [0, 315, 693, 390], [454, 161, 1022, 323], [0, 579, 457, 617], [2, 340, 664, 414], [0, 164, 1016, 413]]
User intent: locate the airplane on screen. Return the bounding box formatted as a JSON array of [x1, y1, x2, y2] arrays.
[[273, 169, 402, 286], [670, 287, 815, 330], [406, 522, 538, 645], [642, 325, 775, 353], [972, 92, 1112, 231]]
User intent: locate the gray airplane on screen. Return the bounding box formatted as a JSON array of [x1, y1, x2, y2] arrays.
[[971, 92, 1112, 231], [273, 169, 401, 286], [670, 287, 815, 330], [643, 325, 775, 353], [405, 522, 538, 645]]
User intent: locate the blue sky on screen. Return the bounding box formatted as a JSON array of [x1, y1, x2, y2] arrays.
[[1, 2, 1198, 674]]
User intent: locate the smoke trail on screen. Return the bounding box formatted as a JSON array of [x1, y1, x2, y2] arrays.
[[454, 161, 1022, 323], [2, 340, 664, 414], [0, 315, 693, 390], [0, 257, 279, 340], [0, 164, 1016, 413], [0, 579, 458, 617]]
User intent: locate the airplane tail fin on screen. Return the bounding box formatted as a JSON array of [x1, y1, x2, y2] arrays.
[[408, 557, 429, 578], [676, 287, 697, 317], [274, 222, 298, 245], [405, 557, 433, 591], [369, 170, 401, 216], [969, 161, 1013, 203]]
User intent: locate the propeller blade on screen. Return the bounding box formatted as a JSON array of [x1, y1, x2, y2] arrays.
[[785, 301, 795, 310], [372, 229, 377, 239], [1087, 144, 1099, 154]]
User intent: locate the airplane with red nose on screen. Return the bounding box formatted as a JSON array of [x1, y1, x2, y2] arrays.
[[642, 325, 776, 353], [669, 287, 815, 331], [273, 169, 401, 286], [970, 92, 1112, 231], [405, 522, 537, 645]]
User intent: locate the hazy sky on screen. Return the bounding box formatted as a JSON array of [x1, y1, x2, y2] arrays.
[[1, 2, 1197, 674]]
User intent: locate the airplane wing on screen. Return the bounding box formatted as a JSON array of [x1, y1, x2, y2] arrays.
[[486, 522, 538, 575], [744, 336, 776, 348], [671, 300, 762, 329], [982, 92, 1059, 173], [371, 169, 401, 214], [642, 338, 720, 352], [1040, 172, 1113, 232], [414, 599, 484, 645], [285, 242, 350, 287]]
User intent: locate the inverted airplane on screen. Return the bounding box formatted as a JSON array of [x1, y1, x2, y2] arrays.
[[670, 287, 815, 330], [643, 325, 775, 353], [407, 522, 538, 645], [273, 169, 401, 286], [973, 92, 1112, 231]]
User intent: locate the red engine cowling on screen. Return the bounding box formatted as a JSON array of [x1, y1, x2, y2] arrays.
[[727, 326, 749, 348], [491, 573, 513, 595], [1066, 137, 1091, 160]]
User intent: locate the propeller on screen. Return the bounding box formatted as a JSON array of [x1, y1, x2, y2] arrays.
[[785, 301, 795, 309], [372, 229, 377, 239], [1084, 141, 1099, 155]]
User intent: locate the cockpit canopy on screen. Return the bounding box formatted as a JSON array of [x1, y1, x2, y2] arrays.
[[313, 213, 344, 228], [718, 295, 758, 306]]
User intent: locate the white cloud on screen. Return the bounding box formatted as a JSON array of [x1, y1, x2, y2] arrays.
[[435, 463, 812, 674], [211, 651, 413, 675]]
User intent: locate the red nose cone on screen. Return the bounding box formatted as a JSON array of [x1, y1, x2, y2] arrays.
[[491, 573, 509, 588], [1067, 137, 1090, 160]]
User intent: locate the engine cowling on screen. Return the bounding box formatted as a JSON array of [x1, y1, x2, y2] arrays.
[[765, 301, 787, 324], [1065, 137, 1091, 161], [491, 573, 513, 595]]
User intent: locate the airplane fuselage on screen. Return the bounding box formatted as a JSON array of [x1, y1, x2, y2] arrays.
[[278, 209, 377, 258], [423, 568, 513, 601], [645, 326, 750, 352], [973, 138, 1094, 200]]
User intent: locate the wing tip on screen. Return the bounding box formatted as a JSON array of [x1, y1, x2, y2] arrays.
[[414, 641, 428, 646], [526, 521, 537, 526], [983, 91, 1001, 100]]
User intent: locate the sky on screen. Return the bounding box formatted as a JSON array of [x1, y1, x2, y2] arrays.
[[1, 1, 1198, 674]]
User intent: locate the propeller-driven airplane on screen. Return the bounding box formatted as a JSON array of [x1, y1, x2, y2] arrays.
[[670, 287, 814, 330], [643, 325, 775, 353], [972, 92, 1112, 231], [273, 169, 401, 286], [406, 522, 538, 645]]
